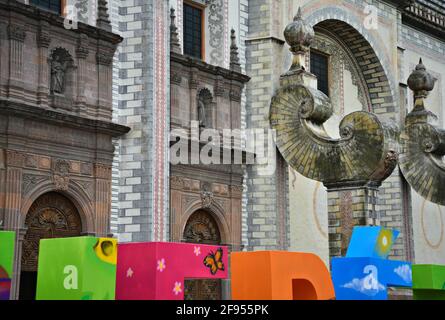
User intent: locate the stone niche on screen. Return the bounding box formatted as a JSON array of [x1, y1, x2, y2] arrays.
[[0, 0, 121, 121], [170, 52, 249, 133], [169, 50, 250, 252]]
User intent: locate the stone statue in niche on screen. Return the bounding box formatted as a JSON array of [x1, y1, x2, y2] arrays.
[[50, 55, 67, 94], [198, 100, 207, 128], [197, 88, 213, 128]]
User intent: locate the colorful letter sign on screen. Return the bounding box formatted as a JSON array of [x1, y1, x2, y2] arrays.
[[0, 231, 15, 300], [332, 257, 412, 300], [231, 251, 335, 300], [332, 226, 412, 300], [346, 226, 399, 259], [412, 265, 445, 300], [36, 237, 117, 300], [116, 242, 228, 300]]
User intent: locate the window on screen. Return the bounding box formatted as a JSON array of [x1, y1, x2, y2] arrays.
[[183, 2, 204, 60], [30, 0, 62, 14], [310, 51, 329, 96]]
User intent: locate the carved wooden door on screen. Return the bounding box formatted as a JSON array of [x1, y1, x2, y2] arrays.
[[183, 210, 222, 300], [19, 192, 82, 300]]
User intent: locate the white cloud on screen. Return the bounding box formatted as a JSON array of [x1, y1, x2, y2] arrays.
[[342, 273, 386, 297], [394, 264, 412, 283]]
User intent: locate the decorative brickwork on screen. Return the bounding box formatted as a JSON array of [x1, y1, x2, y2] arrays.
[[113, 0, 170, 243]]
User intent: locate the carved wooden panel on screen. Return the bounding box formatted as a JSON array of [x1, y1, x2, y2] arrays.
[[183, 210, 222, 300], [184, 279, 222, 301], [183, 210, 221, 244], [21, 192, 82, 272]]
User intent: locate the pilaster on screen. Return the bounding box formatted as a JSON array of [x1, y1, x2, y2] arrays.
[[7, 23, 26, 100]]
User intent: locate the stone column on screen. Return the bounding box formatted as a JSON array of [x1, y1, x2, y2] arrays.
[[327, 184, 379, 258], [75, 34, 89, 115], [229, 84, 242, 130], [96, 42, 113, 121], [10, 228, 26, 300], [94, 163, 112, 237], [214, 76, 226, 130], [3, 150, 25, 300], [36, 22, 51, 106], [0, 150, 6, 230], [7, 23, 26, 100], [230, 185, 243, 252]]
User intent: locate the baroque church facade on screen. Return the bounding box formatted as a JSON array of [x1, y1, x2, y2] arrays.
[[0, 0, 444, 300], [0, 0, 129, 299], [111, 0, 445, 299]]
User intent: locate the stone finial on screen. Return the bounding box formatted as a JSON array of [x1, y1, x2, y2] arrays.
[[230, 29, 241, 73], [170, 8, 181, 54], [96, 0, 112, 32], [407, 58, 437, 111], [283, 7, 314, 71]]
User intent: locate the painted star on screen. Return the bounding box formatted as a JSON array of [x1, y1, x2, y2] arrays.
[[194, 246, 201, 256], [127, 267, 134, 278]]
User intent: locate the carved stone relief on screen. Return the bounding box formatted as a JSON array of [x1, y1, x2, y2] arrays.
[[52, 159, 71, 191], [183, 210, 221, 244], [22, 174, 47, 195], [49, 47, 76, 110], [207, 0, 225, 66], [197, 88, 214, 128]]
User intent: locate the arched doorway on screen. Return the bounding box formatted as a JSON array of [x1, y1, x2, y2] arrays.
[[19, 192, 82, 300], [183, 210, 222, 300]]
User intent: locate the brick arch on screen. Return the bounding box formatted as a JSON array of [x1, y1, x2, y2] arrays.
[[305, 7, 397, 117]]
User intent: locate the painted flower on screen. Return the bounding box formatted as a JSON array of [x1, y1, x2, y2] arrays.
[[157, 258, 166, 272], [173, 282, 182, 295], [194, 246, 201, 257], [126, 267, 134, 278]]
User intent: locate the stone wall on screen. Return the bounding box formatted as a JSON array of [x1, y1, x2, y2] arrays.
[[113, 0, 170, 243], [245, 0, 290, 251]]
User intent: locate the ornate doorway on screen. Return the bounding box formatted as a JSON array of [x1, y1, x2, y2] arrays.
[[19, 192, 82, 300], [183, 210, 222, 300]]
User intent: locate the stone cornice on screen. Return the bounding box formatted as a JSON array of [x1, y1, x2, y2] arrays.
[[171, 52, 250, 84], [402, 3, 445, 40], [382, 0, 414, 9], [169, 136, 256, 164], [0, 0, 122, 45], [0, 99, 130, 138]]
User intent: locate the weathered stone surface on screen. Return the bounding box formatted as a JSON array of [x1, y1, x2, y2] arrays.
[[400, 59, 445, 205], [270, 81, 399, 188]]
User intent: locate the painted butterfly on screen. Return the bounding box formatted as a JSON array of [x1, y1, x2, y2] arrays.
[[203, 248, 225, 275]]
